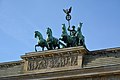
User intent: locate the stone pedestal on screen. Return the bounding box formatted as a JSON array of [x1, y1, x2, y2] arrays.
[[21, 46, 87, 73]]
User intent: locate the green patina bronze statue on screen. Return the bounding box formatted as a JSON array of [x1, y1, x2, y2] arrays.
[[46, 27, 66, 50], [34, 7, 86, 51], [76, 22, 85, 46], [34, 29, 66, 52], [59, 23, 85, 47], [59, 24, 76, 47], [34, 31, 49, 51], [67, 25, 77, 46]]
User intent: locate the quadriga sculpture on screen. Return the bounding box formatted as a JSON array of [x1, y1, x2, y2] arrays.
[[34, 7, 87, 52]]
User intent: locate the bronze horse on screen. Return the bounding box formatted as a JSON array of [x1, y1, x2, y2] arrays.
[[34, 31, 49, 51]]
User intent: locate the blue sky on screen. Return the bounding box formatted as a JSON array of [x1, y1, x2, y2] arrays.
[[0, 0, 120, 62]]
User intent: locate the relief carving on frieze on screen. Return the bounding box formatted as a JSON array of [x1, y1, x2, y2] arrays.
[[27, 53, 78, 71]]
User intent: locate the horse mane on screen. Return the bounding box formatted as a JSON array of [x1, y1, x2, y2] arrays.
[[47, 27, 52, 35], [49, 28, 52, 34]]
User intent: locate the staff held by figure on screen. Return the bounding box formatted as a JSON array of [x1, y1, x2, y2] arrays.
[[63, 7, 72, 28]]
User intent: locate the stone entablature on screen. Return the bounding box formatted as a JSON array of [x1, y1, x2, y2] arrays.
[[21, 46, 87, 73], [0, 61, 24, 77], [0, 60, 23, 69], [83, 47, 120, 68], [90, 47, 120, 54], [0, 64, 120, 80]]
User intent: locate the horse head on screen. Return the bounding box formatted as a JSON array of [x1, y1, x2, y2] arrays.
[[77, 22, 83, 34], [79, 22, 83, 28], [61, 24, 68, 36], [34, 31, 43, 39], [62, 24, 66, 30], [46, 27, 52, 37], [35, 31, 39, 38]]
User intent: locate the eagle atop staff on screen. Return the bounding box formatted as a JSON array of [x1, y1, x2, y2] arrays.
[[63, 7, 72, 15]]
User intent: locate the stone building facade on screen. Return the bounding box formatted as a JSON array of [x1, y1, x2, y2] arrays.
[[0, 46, 120, 80]]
